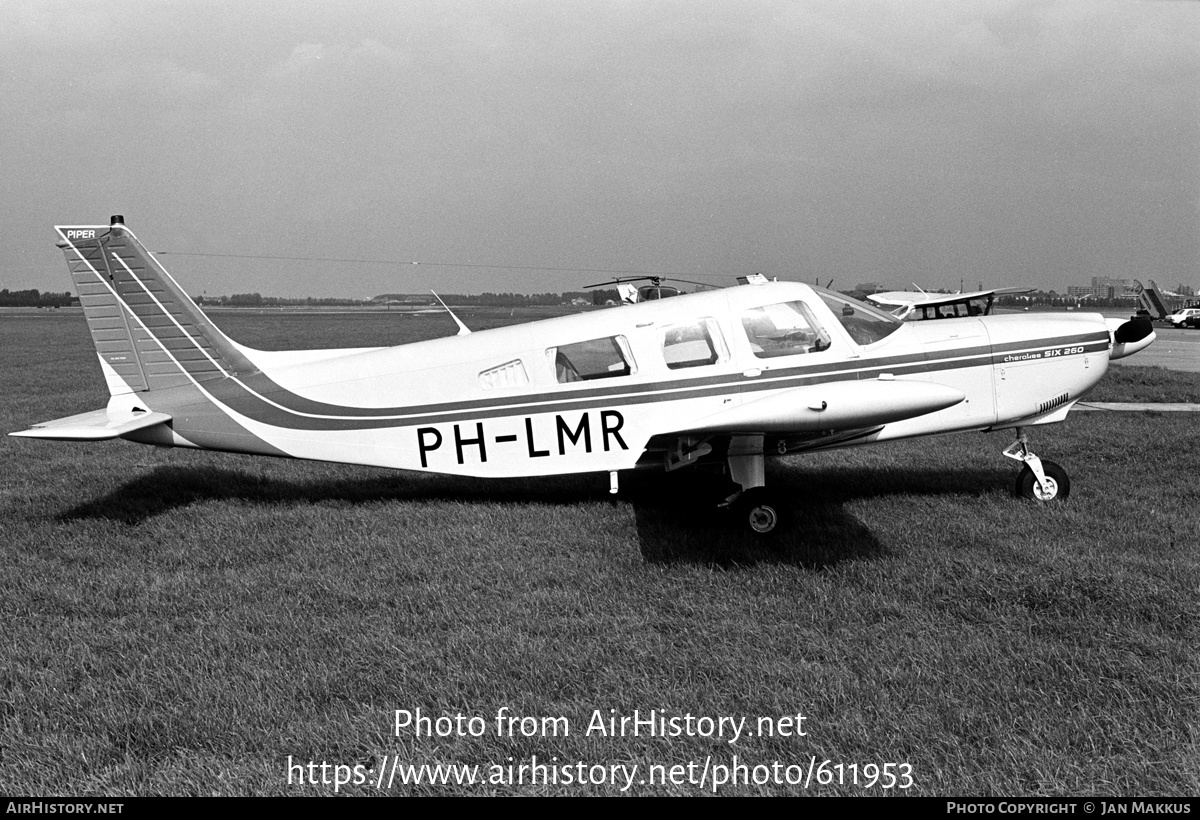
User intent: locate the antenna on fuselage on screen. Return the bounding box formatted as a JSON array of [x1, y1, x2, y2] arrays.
[[431, 291, 471, 335]]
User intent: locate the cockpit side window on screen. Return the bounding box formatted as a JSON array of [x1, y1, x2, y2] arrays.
[[661, 318, 728, 369], [548, 336, 635, 383], [741, 302, 832, 358], [816, 290, 903, 345]]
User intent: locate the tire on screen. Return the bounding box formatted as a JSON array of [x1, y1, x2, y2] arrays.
[[735, 488, 789, 535], [1015, 460, 1070, 502]]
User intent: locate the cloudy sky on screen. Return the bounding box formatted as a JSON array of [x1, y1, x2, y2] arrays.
[[2, 0, 1197, 298]]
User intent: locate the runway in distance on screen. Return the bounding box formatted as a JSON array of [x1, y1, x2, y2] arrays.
[[12, 217, 1157, 535]]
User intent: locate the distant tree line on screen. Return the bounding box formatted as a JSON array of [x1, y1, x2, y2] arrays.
[[9, 286, 1150, 312], [996, 291, 1136, 308], [194, 291, 620, 307], [434, 291, 593, 307], [197, 293, 371, 307], [374, 291, 608, 307], [0, 288, 74, 307]]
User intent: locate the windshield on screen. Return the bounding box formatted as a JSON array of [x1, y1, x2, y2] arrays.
[[815, 288, 904, 346]]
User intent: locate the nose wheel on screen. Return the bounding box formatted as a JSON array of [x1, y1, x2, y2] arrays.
[[1004, 429, 1071, 502], [1015, 460, 1070, 501]]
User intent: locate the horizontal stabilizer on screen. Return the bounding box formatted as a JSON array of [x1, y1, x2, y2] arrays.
[[676, 378, 965, 434], [9, 408, 172, 441]]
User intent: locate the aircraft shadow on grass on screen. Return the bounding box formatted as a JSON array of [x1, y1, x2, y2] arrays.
[[59, 464, 605, 525], [61, 461, 1010, 569], [622, 464, 1009, 569]]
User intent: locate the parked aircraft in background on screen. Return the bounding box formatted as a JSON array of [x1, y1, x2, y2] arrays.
[[592, 275, 715, 305], [866, 287, 1034, 321], [11, 218, 1156, 535]]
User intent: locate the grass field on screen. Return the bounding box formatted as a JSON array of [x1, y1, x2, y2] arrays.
[[1, 310, 1197, 796], [1088, 362, 1200, 404]]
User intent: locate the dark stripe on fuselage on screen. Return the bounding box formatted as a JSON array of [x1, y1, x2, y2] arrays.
[[240, 333, 1106, 423], [168, 335, 1110, 432]]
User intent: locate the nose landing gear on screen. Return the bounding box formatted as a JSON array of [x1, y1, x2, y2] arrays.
[[1004, 428, 1070, 502]]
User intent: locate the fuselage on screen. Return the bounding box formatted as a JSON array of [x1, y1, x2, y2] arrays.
[[128, 280, 1115, 478]]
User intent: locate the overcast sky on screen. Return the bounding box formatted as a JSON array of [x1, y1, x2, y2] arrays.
[[2, 0, 1197, 298]]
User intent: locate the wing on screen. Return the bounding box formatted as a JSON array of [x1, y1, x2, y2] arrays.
[[640, 378, 965, 468]]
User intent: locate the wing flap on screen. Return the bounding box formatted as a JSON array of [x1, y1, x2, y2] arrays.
[[10, 408, 172, 441]]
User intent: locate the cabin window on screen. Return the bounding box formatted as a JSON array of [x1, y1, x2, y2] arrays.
[[479, 360, 529, 389], [548, 336, 634, 383], [661, 318, 728, 369], [816, 291, 903, 345], [741, 302, 832, 358]]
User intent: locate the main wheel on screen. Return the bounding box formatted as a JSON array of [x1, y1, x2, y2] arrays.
[[735, 488, 788, 535], [1015, 460, 1070, 502]]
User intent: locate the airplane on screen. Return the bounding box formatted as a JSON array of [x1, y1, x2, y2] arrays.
[[866, 286, 1034, 321], [11, 217, 1157, 536]]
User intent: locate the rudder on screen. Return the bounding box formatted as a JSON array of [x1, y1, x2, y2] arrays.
[[57, 216, 253, 396]]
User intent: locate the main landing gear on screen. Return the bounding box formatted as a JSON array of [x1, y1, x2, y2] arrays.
[[1003, 428, 1070, 502], [722, 436, 789, 536]]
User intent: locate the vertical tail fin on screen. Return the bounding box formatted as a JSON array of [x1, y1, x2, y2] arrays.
[[56, 217, 253, 396]]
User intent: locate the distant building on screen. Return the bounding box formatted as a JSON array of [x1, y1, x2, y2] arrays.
[[372, 294, 435, 305], [1067, 276, 1134, 300]]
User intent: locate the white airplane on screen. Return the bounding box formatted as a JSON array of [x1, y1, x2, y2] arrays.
[[866, 286, 1034, 321], [11, 217, 1157, 535]]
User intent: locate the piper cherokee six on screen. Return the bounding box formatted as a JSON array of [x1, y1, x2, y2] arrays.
[[12, 218, 1156, 535]]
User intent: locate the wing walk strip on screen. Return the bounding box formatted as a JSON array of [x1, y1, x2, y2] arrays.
[[64, 235, 1111, 431]]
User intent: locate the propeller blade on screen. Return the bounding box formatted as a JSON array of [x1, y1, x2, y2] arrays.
[[1106, 317, 1155, 360], [1114, 316, 1153, 345]]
